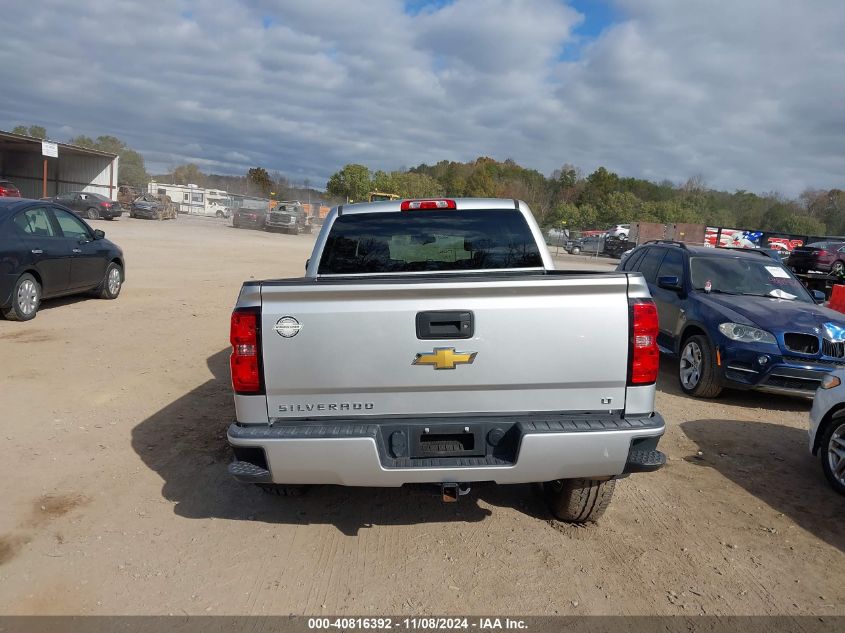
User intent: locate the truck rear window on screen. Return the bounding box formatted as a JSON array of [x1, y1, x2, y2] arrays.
[[318, 210, 543, 274]]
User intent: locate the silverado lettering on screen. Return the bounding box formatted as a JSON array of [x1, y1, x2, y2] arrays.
[[278, 403, 375, 413]]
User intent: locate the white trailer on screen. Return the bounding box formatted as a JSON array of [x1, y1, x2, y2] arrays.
[[147, 182, 231, 217]]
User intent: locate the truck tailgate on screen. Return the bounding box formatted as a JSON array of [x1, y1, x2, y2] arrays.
[[260, 274, 631, 418]]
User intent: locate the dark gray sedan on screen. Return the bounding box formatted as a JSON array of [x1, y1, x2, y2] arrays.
[[0, 197, 125, 321], [49, 191, 122, 220]]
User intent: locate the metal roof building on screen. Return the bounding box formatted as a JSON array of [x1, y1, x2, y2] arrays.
[[0, 131, 119, 199]]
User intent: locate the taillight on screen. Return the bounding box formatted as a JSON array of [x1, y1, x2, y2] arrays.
[[629, 299, 659, 385], [817, 250, 828, 257], [230, 309, 263, 394], [400, 199, 456, 211], [100, 201, 112, 207]]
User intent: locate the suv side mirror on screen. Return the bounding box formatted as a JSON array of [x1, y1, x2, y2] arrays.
[[657, 275, 682, 291], [93, 229, 105, 240], [812, 289, 826, 303], [305, 258, 311, 272]]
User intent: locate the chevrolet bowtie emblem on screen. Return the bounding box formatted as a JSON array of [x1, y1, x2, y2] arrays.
[[413, 347, 477, 370]]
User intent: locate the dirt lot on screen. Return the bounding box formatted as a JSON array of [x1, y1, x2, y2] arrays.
[[0, 215, 842, 617]]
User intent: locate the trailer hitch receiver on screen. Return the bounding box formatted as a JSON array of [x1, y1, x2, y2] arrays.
[[441, 483, 471, 502]]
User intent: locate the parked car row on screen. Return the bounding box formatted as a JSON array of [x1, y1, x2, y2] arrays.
[[617, 240, 845, 495], [551, 229, 631, 258], [232, 202, 313, 235]]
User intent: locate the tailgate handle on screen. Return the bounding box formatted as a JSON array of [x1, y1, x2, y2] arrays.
[[416, 311, 474, 339]]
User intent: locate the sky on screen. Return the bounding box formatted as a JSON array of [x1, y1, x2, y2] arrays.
[[1, 0, 843, 196]]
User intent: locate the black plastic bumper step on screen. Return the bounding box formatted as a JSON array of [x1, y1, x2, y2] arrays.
[[624, 449, 666, 473], [228, 460, 272, 483]]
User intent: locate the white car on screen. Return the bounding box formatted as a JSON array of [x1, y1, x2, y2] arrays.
[[607, 224, 630, 239], [809, 370, 845, 495]]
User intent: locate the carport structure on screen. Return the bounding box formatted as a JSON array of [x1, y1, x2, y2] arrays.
[[0, 131, 119, 200]]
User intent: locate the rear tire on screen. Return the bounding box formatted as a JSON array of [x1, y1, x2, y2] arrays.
[[87, 207, 99, 220], [257, 484, 310, 497], [544, 477, 616, 523], [2, 273, 41, 321], [571, 247, 581, 255], [678, 334, 722, 398]]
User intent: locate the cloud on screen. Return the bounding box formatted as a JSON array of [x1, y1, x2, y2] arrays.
[[0, 0, 842, 195]]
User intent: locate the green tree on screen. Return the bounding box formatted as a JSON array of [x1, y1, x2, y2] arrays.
[[551, 202, 599, 230], [69, 135, 96, 148], [247, 167, 273, 196], [601, 191, 643, 225], [801, 188, 845, 234], [465, 168, 498, 197], [779, 214, 826, 236], [117, 147, 149, 188], [11, 125, 47, 139], [170, 163, 205, 186], [326, 164, 372, 202], [556, 165, 578, 189], [579, 167, 620, 207], [371, 170, 397, 194], [392, 172, 443, 198]]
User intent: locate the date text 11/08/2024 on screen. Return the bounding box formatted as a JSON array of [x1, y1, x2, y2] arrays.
[[307, 618, 528, 630]]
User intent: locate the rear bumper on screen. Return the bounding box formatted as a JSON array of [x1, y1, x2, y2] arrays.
[[227, 412, 665, 486]]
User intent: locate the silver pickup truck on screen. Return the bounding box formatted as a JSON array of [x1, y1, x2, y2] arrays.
[[227, 197, 665, 522]]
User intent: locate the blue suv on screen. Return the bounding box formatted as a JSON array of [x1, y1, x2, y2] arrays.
[[618, 241, 845, 398]]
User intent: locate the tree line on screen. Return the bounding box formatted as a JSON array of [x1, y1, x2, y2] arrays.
[[8, 123, 843, 235], [327, 158, 844, 236]]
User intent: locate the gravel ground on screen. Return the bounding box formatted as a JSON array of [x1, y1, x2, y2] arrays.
[[0, 214, 842, 617]]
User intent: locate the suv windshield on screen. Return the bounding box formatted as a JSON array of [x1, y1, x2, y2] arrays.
[[318, 209, 543, 274], [690, 256, 812, 302]]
